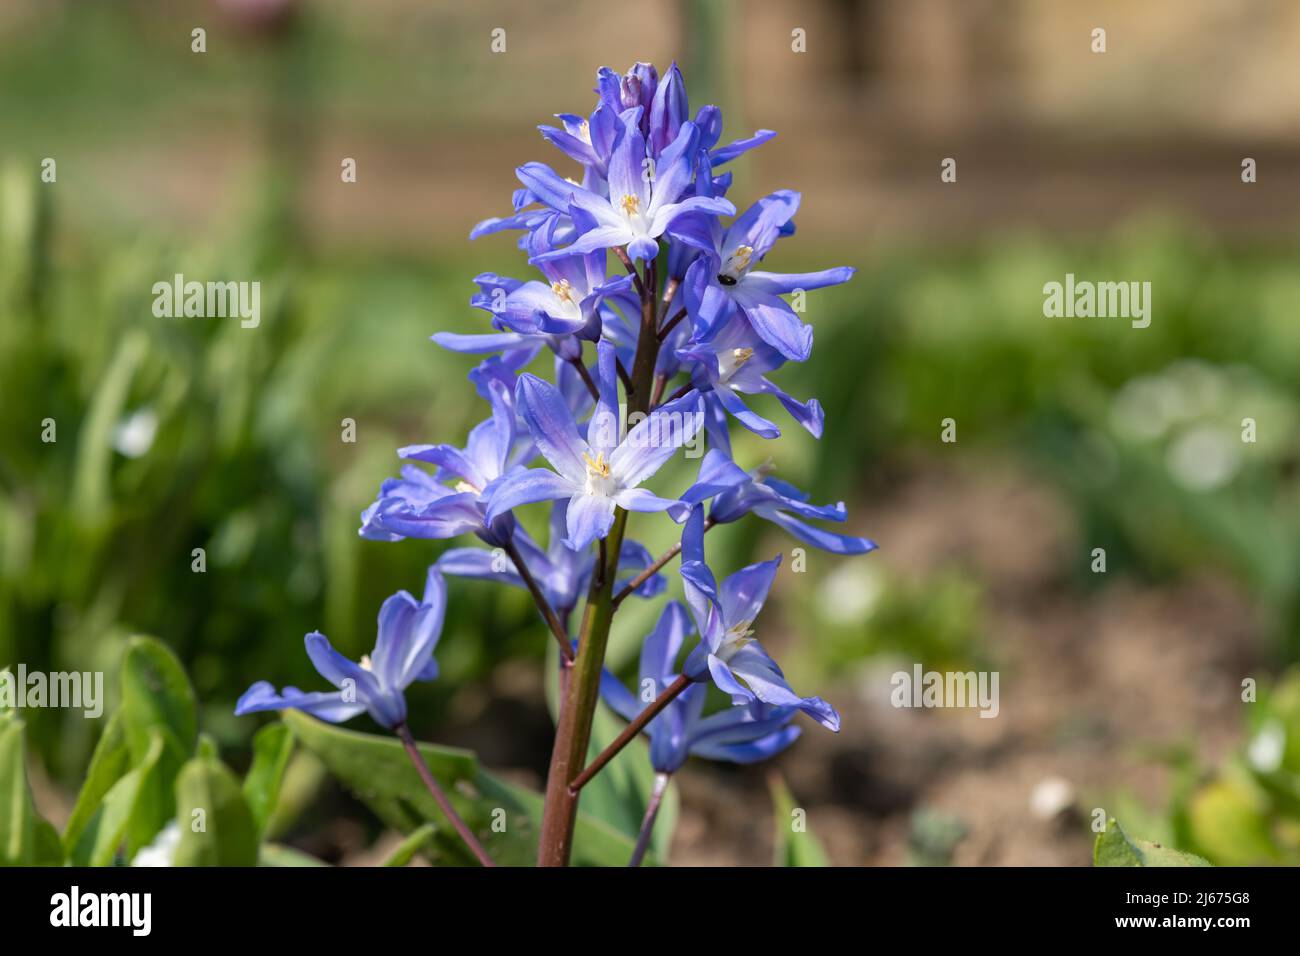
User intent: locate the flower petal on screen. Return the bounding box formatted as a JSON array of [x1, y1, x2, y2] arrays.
[[564, 493, 616, 550], [515, 374, 590, 482], [608, 391, 704, 487], [484, 467, 577, 524]]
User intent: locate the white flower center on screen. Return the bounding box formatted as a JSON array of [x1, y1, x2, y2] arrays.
[[717, 619, 756, 661], [717, 347, 754, 385], [582, 451, 618, 498], [550, 279, 583, 322], [618, 194, 650, 235], [717, 244, 754, 286]]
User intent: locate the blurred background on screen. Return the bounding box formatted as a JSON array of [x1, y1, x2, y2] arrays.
[[2, 0, 1299, 865]]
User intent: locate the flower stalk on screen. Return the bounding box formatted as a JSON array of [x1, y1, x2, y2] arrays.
[[394, 723, 497, 867], [537, 252, 662, 866], [568, 673, 690, 795], [629, 772, 670, 867]]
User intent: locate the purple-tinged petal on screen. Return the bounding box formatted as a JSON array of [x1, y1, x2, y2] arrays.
[[761, 509, 878, 555], [436, 546, 525, 589], [608, 391, 704, 487], [372, 591, 422, 689], [732, 289, 813, 362], [235, 682, 366, 723], [598, 670, 642, 723], [713, 385, 782, 439], [614, 487, 688, 520], [648, 62, 689, 157], [516, 374, 590, 482], [607, 107, 649, 212], [648, 195, 735, 237], [724, 190, 800, 261], [515, 161, 583, 212], [725, 646, 840, 731], [399, 444, 487, 491], [641, 601, 693, 682], [706, 654, 754, 702], [719, 555, 781, 627], [743, 266, 856, 295], [564, 493, 617, 550], [691, 725, 801, 763], [532, 224, 631, 260], [432, 331, 533, 354], [646, 121, 700, 216], [711, 129, 777, 166], [680, 447, 750, 506], [484, 467, 578, 523]]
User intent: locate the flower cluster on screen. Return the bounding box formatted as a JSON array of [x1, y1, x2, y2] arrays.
[[237, 62, 875, 866]]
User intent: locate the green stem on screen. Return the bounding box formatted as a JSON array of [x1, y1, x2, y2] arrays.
[[536, 250, 662, 866]]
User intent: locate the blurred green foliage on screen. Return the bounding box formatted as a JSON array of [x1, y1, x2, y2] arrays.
[[1095, 668, 1300, 866], [0, 162, 547, 778]]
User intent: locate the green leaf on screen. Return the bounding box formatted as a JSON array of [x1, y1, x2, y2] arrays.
[[172, 753, 260, 866], [382, 823, 437, 867], [283, 710, 644, 867], [258, 843, 330, 867], [69, 731, 168, 866], [243, 722, 294, 836], [62, 710, 131, 853], [770, 772, 830, 866], [72, 329, 148, 524], [1093, 818, 1211, 867], [0, 713, 64, 866], [1187, 780, 1279, 866], [120, 636, 198, 767]]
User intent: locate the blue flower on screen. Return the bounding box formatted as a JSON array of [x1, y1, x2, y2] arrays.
[[360, 372, 534, 547], [599, 602, 802, 774], [486, 342, 704, 550], [709, 464, 878, 555], [470, 63, 774, 250], [519, 108, 734, 264], [463, 226, 635, 348], [679, 190, 854, 362], [236, 568, 448, 729], [678, 312, 824, 447], [677, 507, 840, 731], [437, 501, 666, 617]]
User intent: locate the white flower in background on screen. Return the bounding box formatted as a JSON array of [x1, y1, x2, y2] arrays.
[[818, 562, 883, 626], [131, 820, 181, 867], [1166, 424, 1240, 491], [112, 407, 158, 458], [1247, 720, 1285, 773]]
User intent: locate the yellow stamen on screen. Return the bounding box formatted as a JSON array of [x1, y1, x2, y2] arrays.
[[583, 451, 611, 478], [721, 619, 757, 659], [732, 347, 754, 367], [730, 245, 753, 271], [551, 278, 575, 303], [619, 194, 641, 216]]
